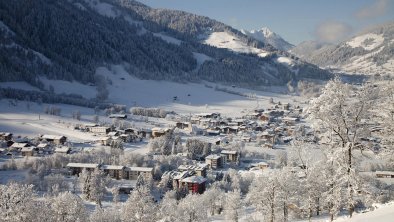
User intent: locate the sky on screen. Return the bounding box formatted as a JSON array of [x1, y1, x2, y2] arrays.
[[139, 0, 394, 45]]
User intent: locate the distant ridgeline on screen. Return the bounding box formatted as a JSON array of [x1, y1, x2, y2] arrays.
[[0, 0, 331, 90]]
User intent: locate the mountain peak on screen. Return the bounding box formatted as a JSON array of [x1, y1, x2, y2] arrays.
[[243, 26, 294, 51], [259, 27, 274, 36]]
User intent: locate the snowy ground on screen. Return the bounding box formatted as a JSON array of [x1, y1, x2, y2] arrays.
[[1, 65, 300, 117]]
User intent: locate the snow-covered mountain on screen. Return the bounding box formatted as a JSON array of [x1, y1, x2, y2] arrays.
[[300, 22, 394, 76], [289, 41, 332, 60], [0, 0, 331, 93], [241, 27, 294, 51]]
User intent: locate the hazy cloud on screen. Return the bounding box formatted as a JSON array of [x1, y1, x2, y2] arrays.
[[355, 0, 390, 19], [314, 21, 353, 43]]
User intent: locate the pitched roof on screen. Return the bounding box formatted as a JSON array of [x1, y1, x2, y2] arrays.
[[221, 150, 238, 155], [181, 176, 207, 184], [125, 166, 153, 172], [205, 154, 221, 160], [66, 163, 100, 168], [11, 143, 29, 148], [55, 147, 71, 153], [101, 165, 125, 170], [42, 135, 66, 140]]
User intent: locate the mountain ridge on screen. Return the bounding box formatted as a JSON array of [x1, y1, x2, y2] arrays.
[[0, 0, 331, 93]]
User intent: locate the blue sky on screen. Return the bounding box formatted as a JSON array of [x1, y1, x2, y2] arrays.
[[139, 0, 394, 45]]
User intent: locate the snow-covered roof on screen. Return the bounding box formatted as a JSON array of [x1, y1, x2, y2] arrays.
[[107, 132, 118, 136], [21, 147, 36, 152], [97, 137, 110, 141], [181, 176, 207, 184], [11, 143, 29, 148], [66, 163, 100, 168], [178, 164, 208, 171], [205, 154, 221, 160], [55, 147, 70, 153], [109, 114, 127, 118], [125, 167, 153, 172], [221, 150, 238, 155], [376, 171, 394, 176], [37, 143, 48, 148], [173, 171, 191, 180], [42, 135, 66, 140], [101, 165, 125, 170]]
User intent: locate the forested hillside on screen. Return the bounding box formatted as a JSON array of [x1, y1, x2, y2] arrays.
[[0, 0, 331, 88]]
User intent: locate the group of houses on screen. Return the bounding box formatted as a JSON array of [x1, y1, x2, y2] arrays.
[[173, 103, 303, 149], [0, 132, 69, 156], [66, 162, 153, 180]]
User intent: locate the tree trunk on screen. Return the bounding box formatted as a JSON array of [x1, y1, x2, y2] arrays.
[[283, 201, 288, 222], [348, 145, 354, 217]]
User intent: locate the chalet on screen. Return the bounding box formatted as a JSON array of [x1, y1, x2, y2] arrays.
[[117, 183, 135, 194], [0, 132, 13, 141], [196, 112, 220, 119], [221, 126, 239, 134], [282, 117, 299, 126], [200, 118, 211, 127], [151, 128, 169, 138], [178, 164, 208, 177], [101, 165, 125, 180], [108, 131, 120, 137], [256, 162, 269, 170], [205, 129, 220, 136], [37, 143, 51, 154], [190, 117, 201, 125], [54, 146, 71, 154], [245, 112, 261, 120], [176, 122, 191, 130], [81, 123, 98, 131], [260, 131, 275, 143], [241, 136, 252, 142], [109, 114, 127, 119], [97, 137, 111, 146], [205, 154, 224, 169], [234, 119, 246, 126], [376, 171, 394, 178], [41, 135, 67, 145], [90, 126, 111, 134], [210, 119, 220, 127], [259, 114, 270, 122], [21, 146, 38, 156], [124, 167, 153, 180], [181, 176, 207, 194], [66, 163, 100, 175], [221, 150, 238, 163], [10, 142, 30, 151]]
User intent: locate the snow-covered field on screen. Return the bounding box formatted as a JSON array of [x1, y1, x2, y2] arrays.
[[346, 33, 384, 51], [203, 31, 271, 58]]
